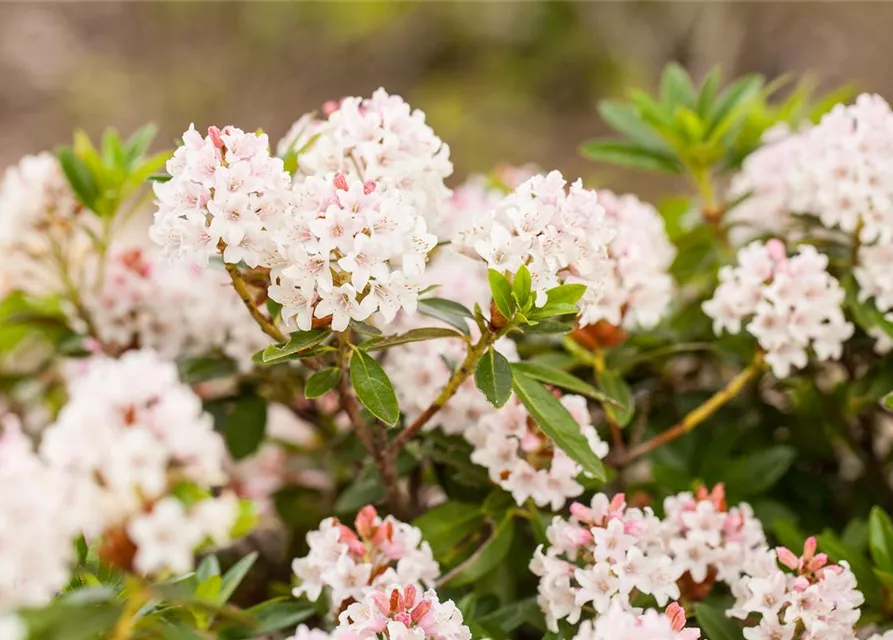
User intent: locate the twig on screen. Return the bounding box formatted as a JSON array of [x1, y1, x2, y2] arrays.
[[616, 353, 764, 465], [224, 261, 287, 343]]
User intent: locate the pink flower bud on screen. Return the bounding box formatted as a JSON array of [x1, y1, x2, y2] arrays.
[[665, 602, 687, 631], [322, 100, 340, 116], [394, 612, 412, 626], [791, 576, 810, 592], [363, 180, 377, 195], [776, 546, 800, 570], [807, 553, 828, 572], [333, 173, 349, 191], [389, 587, 401, 614], [207, 126, 225, 149], [403, 584, 417, 609], [355, 505, 378, 538], [371, 591, 390, 615], [570, 502, 593, 523], [766, 238, 788, 263], [608, 493, 627, 515], [803, 536, 817, 560], [411, 599, 432, 623]]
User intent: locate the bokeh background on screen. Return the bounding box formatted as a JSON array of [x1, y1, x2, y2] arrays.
[[1, 1, 891, 201]]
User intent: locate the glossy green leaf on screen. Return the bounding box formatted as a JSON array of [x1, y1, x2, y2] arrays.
[[124, 123, 159, 167], [706, 74, 764, 135], [598, 100, 671, 151], [693, 603, 746, 640], [513, 264, 532, 308], [304, 367, 342, 399], [223, 395, 268, 460], [56, 147, 100, 212], [417, 298, 473, 335], [510, 362, 619, 406], [475, 347, 513, 408], [488, 269, 516, 319], [580, 139, 682, 174], [512, 371, 606, 480], [259, 329, 330, 364], [361, 327, 463, 351], [696, 67, 721, 116], [350, 348, 400, 426], [598, 370, 634, 427], [544, 283, 587, 306]]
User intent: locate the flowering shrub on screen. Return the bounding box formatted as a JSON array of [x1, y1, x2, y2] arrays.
[[3, 66, 893, 640]]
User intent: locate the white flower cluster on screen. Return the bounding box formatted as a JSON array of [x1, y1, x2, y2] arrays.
[[661, 484, 767, 587], [287, 626, 334, 640], [530, 493, 680, 632], [574, 603, 700, 640], [292, 505, 439, 611], [0, 152, 90, 298], [0, 415, 87, 611], [330, 584, 470, 640], [81, 247, 268, 369], [729, 537, 864, 640], [730, 94, 893, 246], [855, 242, 893, 354], [703, 240, 853, 377], [467, 394, 609, 510], [151, 124, 293, 266], [269, 171, 436, 331], [457, 170, 614, 313], [40, 349, 239, 576], [277, 88, 453, 229], [579, 190, 676, 329]]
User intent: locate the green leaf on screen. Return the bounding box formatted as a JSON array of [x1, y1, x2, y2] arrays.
[[444, 515, 515, 586], [417, 298, 473, 335], [349, 319, 382, 336], [218, 552, 259, 605], [706, 74, 764, 135], [478, 598, 546, 634], [304, 367, 342, 399], [544, 283, 587, 306], [56, 147, 100, 211], [510, 362, 619, 406], [598, 100, 671, 151], [513, 264, 532, 308], [124, 123, 159, 167], [869, 507, 893, 573], [223, 395, 268, 460], [696, 67, 721, 116], [23, 602, 122, 640], [724, 446, 796, 498], [259, 329, 330, 364], [101, 129, 125, 168], [475, 348, 513, 408], [844, 274, 893, 339], [197, 555, 222, 582], [350, 348, 400, 426], [526, 302, 579, 321], [512, 371, 606, 480], [413, 501, 486, 558], [488, 269, 516, 319], [580, 139, 682, 174], [361, 327, 463, 351], [598, 370, 634, 427], [693, 603, 746, 640], [660, 62, 697, 109]]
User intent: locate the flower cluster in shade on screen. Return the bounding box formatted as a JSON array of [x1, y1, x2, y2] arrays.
[[703, 240, 853, 377], [729, 94, 893, 352], [467, 394, 609, 510], [729, 537, 864, 640], [292, 505, 439, 612], [151, 122, 439, 333], [0, 152, 91, 298], [276, 88, 453, 230], [39, 349, 240, 576], [456, 170, 614, 315], [580, 190, 676, 330], [573, 603, 700, 640], [331, 584, 470, 640], [80, 247, 268, 369], [531, 487, 769, 636]]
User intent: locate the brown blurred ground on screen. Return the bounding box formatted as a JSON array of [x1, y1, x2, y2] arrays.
[[0, 2, 889, 201]]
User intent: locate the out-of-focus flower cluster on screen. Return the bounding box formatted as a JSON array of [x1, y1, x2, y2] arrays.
[[40, 349, 240, 576], [730, 537, 864, 640], [574, 603, 700, 640], [292, 505, 439, 611], [703, 240, 853, 377], [456, 170, 614, 314], [277, 88, 453, 230], [467, 394, 608, 510]]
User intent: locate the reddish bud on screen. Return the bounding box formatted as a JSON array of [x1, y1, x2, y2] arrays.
[[665, 603, 686, 632], [333, 173, 349, 191], [403, 584, 417, 609], [570, 502, 593, 523], [411, 599, 432, 623], [776, 546, 800, 571], [371, 591, 390, 615], [389, 588, 401, 614], [355, 505, 378, 538], [208, 126, 225, 149], [363, 180, 377, 195], [807, 553, 828, 572], [803, 536, 817, 561], [322, 100, 340, 116]]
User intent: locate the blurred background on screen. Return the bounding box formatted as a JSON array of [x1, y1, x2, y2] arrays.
[[1, 1, 890, 201]]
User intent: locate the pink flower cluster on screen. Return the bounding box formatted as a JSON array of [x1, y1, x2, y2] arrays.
[[331, 584, 471, 640], [703, 240, 853, 377], [576, 190, 676, 330], [530, 493, 679, 632], [277, 88, 453, 229], [39, 349, 239, 576], [730, 537, 864, 640], [661, 484, 768, 586], [292, 506, 439, 611], [81, 247, 268, 369], [151, 124, 293, 266], [269, 171, 436, 331], [467, 395, 609, 510], [456, 170, 614, 314], [574, 603, 700, 640]]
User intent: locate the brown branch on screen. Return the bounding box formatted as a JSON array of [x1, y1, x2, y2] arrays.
[[224, 261, 287, 343], [616, 353, 764, 465]]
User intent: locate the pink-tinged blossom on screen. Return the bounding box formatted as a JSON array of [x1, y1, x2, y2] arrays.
[[292, 506, 439, 612], [702, 240, 853, 377], [573, 603, 700, 640]]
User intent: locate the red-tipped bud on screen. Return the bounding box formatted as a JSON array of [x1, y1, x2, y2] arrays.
[[411, 599, 432, 623], [355, 505, 378, 538], [363, 180, 377, 195], [803, 536, 817, 560], [665, 603, 686, 632], [609, 493, 627, 515], [371, 591, 390, 615], [208, 126, 225, 149], [389, 587, 401, 614], [403, 584, 417, 609], [776, 546, 800, 571], [333, 173, 349, 191]]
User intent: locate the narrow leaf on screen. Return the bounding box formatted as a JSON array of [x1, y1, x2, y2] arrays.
[[580, 139, 682, 174], [218, 552, 259, 604], [660, 62, 697, 109], [417, 298, 473, 335], [475, 348, 513, 408], [598, 370, 634, 427], [350, 349, 400, 426], [445, 515, 515, 586], [511, 371, 606, 480], [260, 329, 330, 364], [56, 147, 100, 211], [598, 100, 671, 151], [511, 362, 619, 407], [361, 327, 463, 351]]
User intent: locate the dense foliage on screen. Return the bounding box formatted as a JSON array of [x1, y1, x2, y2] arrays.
[[1, 64, 893, 640]]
